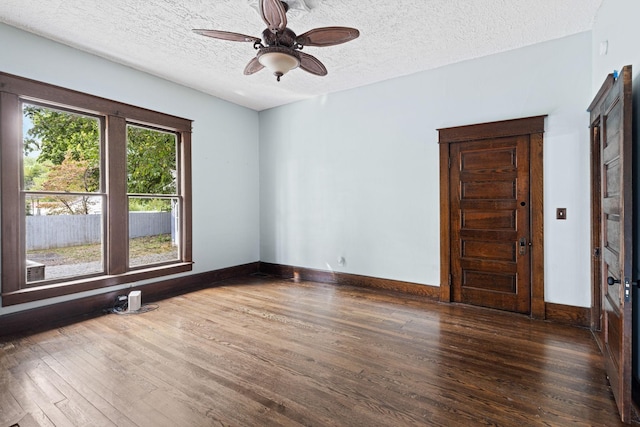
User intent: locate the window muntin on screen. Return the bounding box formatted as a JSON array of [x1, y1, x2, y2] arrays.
[[0, 72, 193, 306]]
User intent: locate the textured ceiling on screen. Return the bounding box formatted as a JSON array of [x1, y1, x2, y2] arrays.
[[0, 0, 603, 111]]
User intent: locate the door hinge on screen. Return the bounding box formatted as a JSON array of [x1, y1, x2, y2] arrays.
[[448, 273, 452, 286], [594, 247, 600, 258]]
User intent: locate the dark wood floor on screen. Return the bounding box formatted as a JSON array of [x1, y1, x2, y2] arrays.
[[0, 276, 628, 426]]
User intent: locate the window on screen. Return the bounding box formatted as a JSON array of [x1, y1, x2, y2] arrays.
[[126, 125, 180, 268], [23, 104, 105, 284], [1, 72, 192, 306]]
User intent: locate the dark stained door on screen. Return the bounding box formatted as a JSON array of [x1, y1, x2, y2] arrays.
[[589, 65, 633, 423], [449, 136, 531, 314]]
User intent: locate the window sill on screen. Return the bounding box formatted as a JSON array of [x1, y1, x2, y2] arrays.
[[1, 262, 193, 307]]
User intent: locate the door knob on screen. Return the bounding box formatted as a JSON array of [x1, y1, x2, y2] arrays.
[[607, 276, 621, 286]]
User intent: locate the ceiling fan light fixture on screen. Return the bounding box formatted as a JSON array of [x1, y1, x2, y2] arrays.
[[258, 47, 300, 81]]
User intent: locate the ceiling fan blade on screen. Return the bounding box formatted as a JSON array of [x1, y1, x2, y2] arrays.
[[296, 27, 360, 47], [299, 52, 327, 76], [193, 29, 261, 44], [259, 0, 287, 33], [244, 57, 265, 75]]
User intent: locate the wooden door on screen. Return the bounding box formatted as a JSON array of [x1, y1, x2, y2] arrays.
[[589, 65, 633, 423], [439, 116, 546, 317], [449, 136, 531, 313]]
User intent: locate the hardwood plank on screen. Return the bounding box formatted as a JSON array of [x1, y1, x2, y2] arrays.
[[26, 356, 116, 427], [41, 344, 175, 426], [70, 316, 294, 426], [7, 369, 74, 427], [0, 277, 627, 426], [39, 354, 137, 427], [0, 386, 23, 424], [0, 343, 55, 427], [205, 284, 604, 422], [159, 294, 472, 425], [101, 309, 355, 425], [156, 282, 620, 426]]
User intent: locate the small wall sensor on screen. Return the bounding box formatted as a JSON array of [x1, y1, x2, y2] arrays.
[[128, 290, 141, 312]]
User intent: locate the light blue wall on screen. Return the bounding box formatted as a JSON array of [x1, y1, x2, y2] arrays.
[[0, 23, 261, 315], [592, 0, 640, 91], [260, 32, 593, 307]]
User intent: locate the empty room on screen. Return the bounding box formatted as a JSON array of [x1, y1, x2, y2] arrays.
[[1, 0, 639, 425]]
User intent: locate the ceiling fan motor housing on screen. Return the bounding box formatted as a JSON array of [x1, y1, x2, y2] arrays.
[[262, 27, 297, 47]]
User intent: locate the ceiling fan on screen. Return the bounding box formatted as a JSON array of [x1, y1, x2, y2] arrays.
[[193, 0, 360, 81]]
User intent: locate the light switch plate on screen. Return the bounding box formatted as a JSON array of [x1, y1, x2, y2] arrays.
[[556, 208, 567, 220]]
